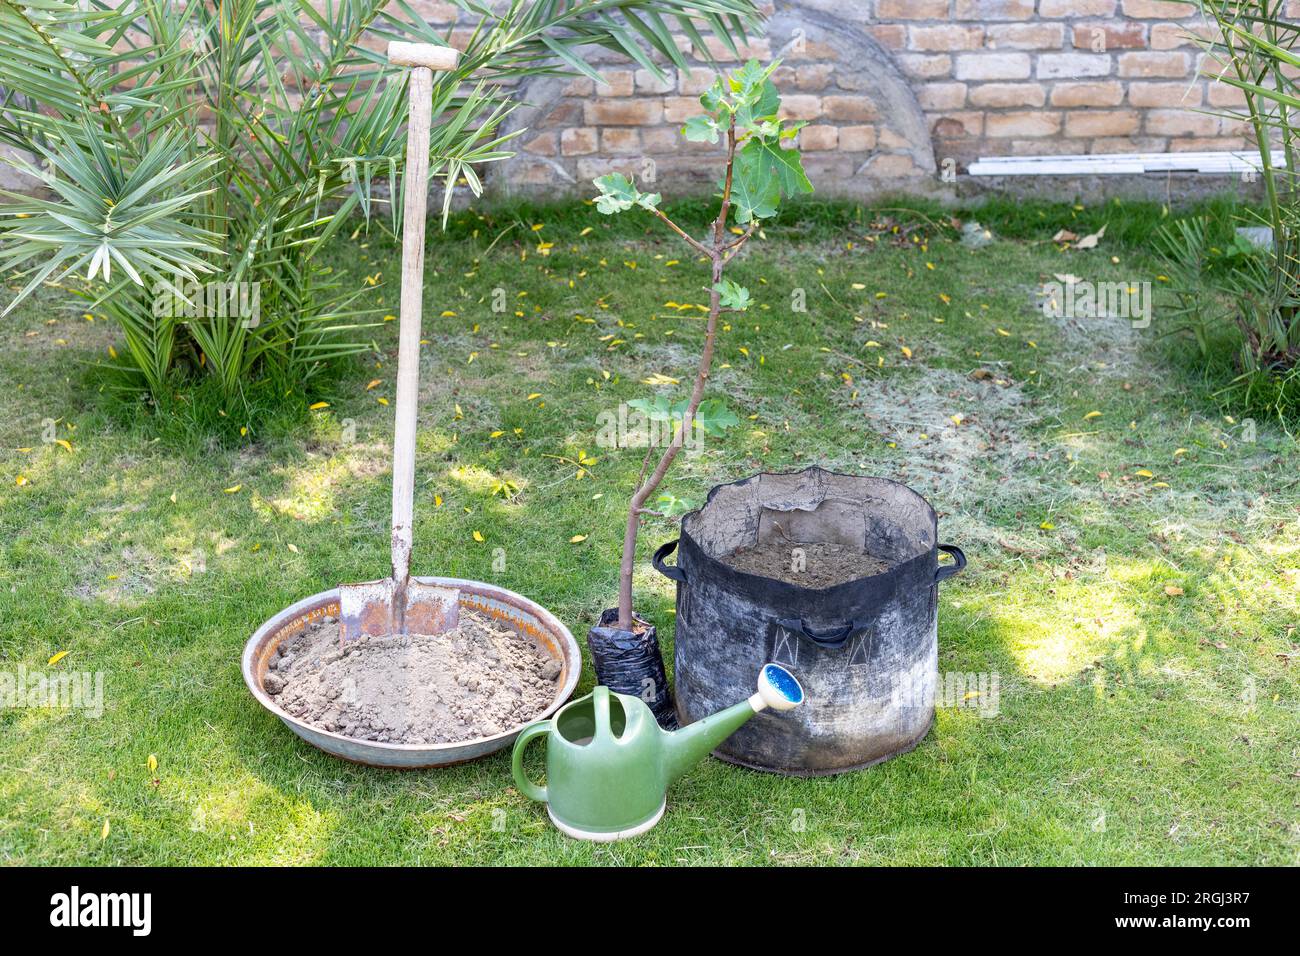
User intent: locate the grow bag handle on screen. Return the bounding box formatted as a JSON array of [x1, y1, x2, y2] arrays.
[[775, 617, 873, 650], [652, 539, 687, 584], [934, 544, 967, 584]]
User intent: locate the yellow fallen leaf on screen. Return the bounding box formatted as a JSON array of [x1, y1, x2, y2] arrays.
[[169, 491, 177, 503], [1174, 448, 1187, 456], [376, 397, 389, 405], [224, 484, 242, 494], [579, 226, 594, 237], [54, 439, 72, 453], [287, 543, 299, 554], [569, 534, 588, 543], [1135, 468, 1154, 478], [1164, 584, 1184, 596], [472, 530, 484, 542], [489, 430, 504, 438], [108, 345, 117, 359], [434, 494, 443, 507], [950, 413, 964, 426], [1083, 410, 1101, 420], [48, 650, 68, 666], [900, 345, 912, 359], [147, 754, 158, 773], [527, 393, 542, 401], [309, 401, 329, 410], [441, 310, 457, 317], [1040, 521, 1055, 531], [366, 379, 382, 390], [15, 475, 28, 486], [995, 328, 1010, 337], [101, 818, 110, 840]]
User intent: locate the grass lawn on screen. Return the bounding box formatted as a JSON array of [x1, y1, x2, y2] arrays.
[[1, 198, 1297, 865]]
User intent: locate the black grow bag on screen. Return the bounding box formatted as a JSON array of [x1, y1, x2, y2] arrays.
[[654, 466, 965, 776], [588, 608, 677, 729]]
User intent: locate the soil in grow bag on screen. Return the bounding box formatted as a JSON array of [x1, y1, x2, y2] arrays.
[[723, 539, 892, 588], [265, 608, 562, 744]]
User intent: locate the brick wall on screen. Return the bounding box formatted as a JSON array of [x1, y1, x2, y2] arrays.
[[401, 0, 1269, 196], [0, 1, 1265, 196], [882, 0, 1250, 163]]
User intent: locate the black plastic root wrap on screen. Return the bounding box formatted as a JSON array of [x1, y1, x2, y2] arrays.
[[588, 608, 677, 729]]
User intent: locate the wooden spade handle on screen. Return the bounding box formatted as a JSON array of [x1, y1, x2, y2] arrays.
[[387, 42, 459, 584], [388, 41, 460, 71]]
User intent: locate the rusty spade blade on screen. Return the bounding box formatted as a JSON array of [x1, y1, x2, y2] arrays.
[[339, 576, 460, 642], [339, 42, 463, 644]]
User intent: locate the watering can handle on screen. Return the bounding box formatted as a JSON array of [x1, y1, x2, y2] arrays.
[[510, 721, 550, 803], [934, 544, 966, 584], [652, 539, 686, 584]]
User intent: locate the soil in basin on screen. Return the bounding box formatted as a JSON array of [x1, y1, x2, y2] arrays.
[[264, 608, 562, 744]]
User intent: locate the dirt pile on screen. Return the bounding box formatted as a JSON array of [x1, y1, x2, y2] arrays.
[[724, 541, 891, 588], [265, 609, 562, 744]]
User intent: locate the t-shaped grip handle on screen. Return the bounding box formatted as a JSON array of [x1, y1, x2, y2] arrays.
[[387, 41, 459, 71]]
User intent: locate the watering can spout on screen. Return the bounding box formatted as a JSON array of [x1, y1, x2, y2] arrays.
[[661, 663, 803, 784]]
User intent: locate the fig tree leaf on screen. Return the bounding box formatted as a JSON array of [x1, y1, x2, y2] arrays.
[[691, 398, 741, 435], [713, 279, 751, 311], [682, 114, 720, 143], [743, 136, 813, 198], [593, 173, 661, 214], [735, 77, 780, 128], [592, 173, 638, 214], [732, 59, 776, 98], [627, 395, 674, 421], [700, 78, 727, 114], [728, 155, 781, 223], [656, 492, 699, 517]]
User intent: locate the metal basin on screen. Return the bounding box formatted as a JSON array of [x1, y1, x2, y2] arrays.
[[242, 577, 581, 768]]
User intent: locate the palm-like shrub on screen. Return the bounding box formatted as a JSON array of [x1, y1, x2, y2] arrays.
[[0, 0, 760, 407], [1156, 1, 1300, 415]]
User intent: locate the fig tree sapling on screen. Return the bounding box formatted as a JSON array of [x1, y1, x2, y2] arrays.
[[591, 59, 813, 629]]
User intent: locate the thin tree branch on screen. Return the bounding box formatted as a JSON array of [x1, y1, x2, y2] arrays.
[[649, 207, 712, 256]]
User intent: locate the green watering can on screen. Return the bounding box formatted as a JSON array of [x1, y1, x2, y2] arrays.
[[511, 663, 804, 841]]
